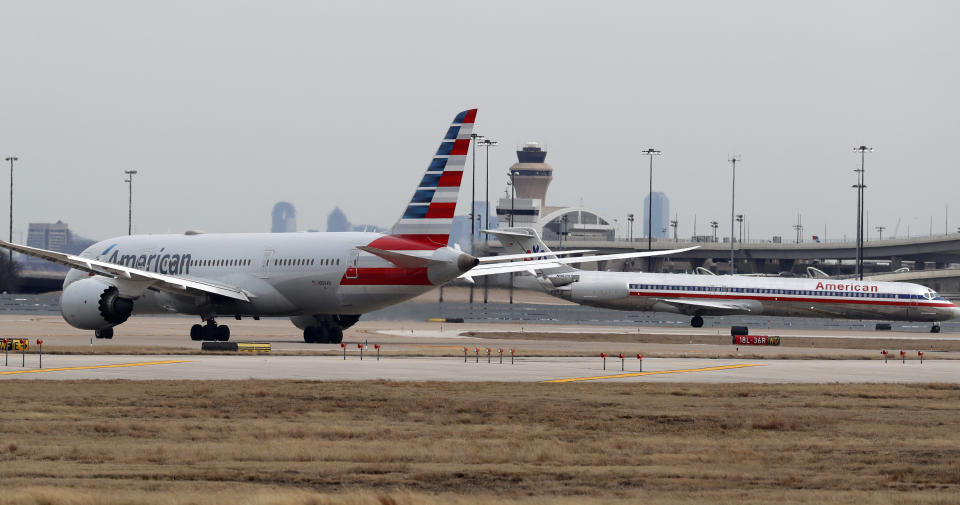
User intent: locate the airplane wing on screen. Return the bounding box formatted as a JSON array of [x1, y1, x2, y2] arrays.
[[0, 240, 251, 302], [478, 249, 595, 263], [659, 298, 755, 315], [460, 246, 701, 282]]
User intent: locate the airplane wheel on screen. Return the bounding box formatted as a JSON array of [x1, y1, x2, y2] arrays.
[[95, 328, 114, 339], [303, 326, 319, 343], [216, 325, 231, 341], [190, 324, 203, 341], [931, 325, 941, 334], [316, 326, 331, 344], [691, 316, 704, 328], [203, 323, 218, 341], [329, 327, 343, 344]]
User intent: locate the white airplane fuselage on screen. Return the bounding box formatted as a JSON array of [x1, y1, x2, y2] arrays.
[[65, 231, 464, 319], [549, 270, 960, 323]]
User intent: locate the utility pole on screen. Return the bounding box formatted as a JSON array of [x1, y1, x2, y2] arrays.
[[642, 148, 661, 271], [709, 220, 718, 242], [853, 146, 871, 280], [478, 138, 498, 243], [736, 214, 744, 243], [469, 133, 483, 248], [876, 225, 885, 241], [729, 155, 740, 274], [627, 213, 634, 242], [5, 157, 17, 260], [508, 168, 516, 227], [793, 214, 803, 244], [670, 216, 678, 242], [124, 170, 138, 235]]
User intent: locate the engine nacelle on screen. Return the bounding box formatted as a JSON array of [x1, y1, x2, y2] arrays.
[[60, 278, 134, 330]]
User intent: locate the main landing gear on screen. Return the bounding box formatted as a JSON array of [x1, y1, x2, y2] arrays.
[[190, 320, 230, 341], [303, 326, 344, 344], [931, 323, 941, 334], [690, 316, 704, 328], [94, 328, 114, 339]]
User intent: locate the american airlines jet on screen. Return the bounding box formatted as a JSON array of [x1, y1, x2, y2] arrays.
[[480, 228, 960, 333], [0, 109, 484, 343]]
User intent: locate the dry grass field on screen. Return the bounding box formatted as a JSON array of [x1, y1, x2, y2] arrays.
[[1, 381, 959, 505]]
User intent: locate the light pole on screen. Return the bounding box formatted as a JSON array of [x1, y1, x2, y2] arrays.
[[709, 220, 718, 242], [478, 138, 497, 243], [124, 170, 138, 235], [793, 214, 803, 244], [642, 148, 661, 270], [470, 133, 483, 245], [627, 213, 634, 242], [508, 168, 517, 227], [670, 217, 678, 242], [728, 155, 740, 274], [853, 145, 872, 280], [736, 214, 744, 243], [876, 225, 885, 241], [5, 156, 16, 260]]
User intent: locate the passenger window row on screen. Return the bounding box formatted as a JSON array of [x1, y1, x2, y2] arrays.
[[190, 258, 251, 267], [273, 258, 340, 267]]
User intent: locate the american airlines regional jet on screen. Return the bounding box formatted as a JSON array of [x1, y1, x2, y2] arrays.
[[0, 109, 484, 343], [483, 228, 960, 333]]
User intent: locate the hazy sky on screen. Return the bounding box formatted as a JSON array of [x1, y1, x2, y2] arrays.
[[1, 1, 957, 243]]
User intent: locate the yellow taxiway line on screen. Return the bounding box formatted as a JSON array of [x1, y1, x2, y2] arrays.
[[544, 363, 764, 383], [0, 360, 192, 376]]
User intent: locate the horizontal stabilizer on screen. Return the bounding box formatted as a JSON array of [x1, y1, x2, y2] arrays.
[[357, 246, 443, 268]]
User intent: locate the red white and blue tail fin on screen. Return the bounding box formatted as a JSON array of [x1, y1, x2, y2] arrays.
[[387, 108, 477, 249]]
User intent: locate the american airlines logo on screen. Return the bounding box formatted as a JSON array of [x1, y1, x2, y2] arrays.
[[104, 247, 192, 275], [525, 245, 547, 261], [814, 281, 878, 293]]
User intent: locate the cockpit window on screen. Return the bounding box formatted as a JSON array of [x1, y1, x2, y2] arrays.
[[923, 289, 938, 300]]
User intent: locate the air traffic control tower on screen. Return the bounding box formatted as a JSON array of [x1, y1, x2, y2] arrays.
[[497, 142, 553, 227], [510, 142, 553, 202]]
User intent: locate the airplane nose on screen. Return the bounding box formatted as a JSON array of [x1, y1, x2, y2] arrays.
[[457, 253, 479, 273]]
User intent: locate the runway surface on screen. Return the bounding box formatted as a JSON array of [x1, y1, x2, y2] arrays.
[[2, 353, 956, 383]]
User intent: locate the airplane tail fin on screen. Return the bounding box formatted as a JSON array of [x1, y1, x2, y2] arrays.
[[385, 108, 477, 250], [486, 227, 578, 273]]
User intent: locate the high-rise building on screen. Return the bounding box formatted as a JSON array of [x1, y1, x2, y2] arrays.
[[27, 221, 71, 251], [327, 207, 350, 232], [271, 202, 296, 233], [642, 192, 670, 239]]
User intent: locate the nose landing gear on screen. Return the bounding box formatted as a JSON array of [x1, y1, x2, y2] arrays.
[[931, 323, 941, 334], [690, 316, 704, 328]]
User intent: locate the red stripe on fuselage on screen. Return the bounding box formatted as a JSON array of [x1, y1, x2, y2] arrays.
[[340, 267, 432, 286], [628, 291, 956, 308], [367, 234, 448, 250]]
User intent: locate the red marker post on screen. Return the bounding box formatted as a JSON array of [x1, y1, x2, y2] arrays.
[[510, 348, 515, 365], [498, 348, 503, 364], [636, 354, 643, 372], [3, 338, 8, 366], [900, 350, 905, 364], [475, 347, 480, 364], [918, 351, 924, 364], [341, 342, 347, 360], [463, 347, 468, 363], [375, 343, 381, 361], [881, 349, 888, 364], [618, 353, 625, 371], [601, 352, 607, 370], [37, 339, 43, 369], [486, 348, 491, 364], [358, 343, 364, 360]]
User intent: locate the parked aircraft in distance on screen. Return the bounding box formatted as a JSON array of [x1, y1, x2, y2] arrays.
[[0, 109, 482, 343], [482, 228, 960, 333]]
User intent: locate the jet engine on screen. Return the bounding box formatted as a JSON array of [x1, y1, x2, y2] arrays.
[[60, 278, 135, 330]]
